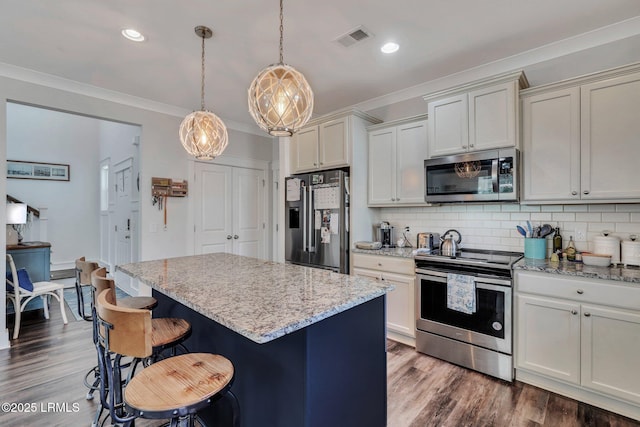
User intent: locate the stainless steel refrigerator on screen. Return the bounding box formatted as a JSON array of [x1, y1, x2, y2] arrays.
[[285, 169, 349, 274]]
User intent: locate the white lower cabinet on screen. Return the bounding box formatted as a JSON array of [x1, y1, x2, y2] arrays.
[[515, 271, 640, 420], [353, 253, 415, 346]]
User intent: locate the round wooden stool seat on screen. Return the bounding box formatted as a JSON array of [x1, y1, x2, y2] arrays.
[[124, 353, 234, 418], [151, 318, 191, 350], [118, 296, 158, 311]]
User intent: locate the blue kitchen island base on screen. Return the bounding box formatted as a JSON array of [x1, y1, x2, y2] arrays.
[[153, 291, 387, 427]]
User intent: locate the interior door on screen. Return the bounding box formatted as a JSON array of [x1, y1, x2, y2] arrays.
[[232, 167, 264, 258], [194, 162, 233, 254], [113, 161, 133, 292]]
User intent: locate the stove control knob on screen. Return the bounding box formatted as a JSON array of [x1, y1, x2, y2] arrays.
[[492, 322, 503, 331]]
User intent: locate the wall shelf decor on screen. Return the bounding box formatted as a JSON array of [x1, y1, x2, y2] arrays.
[[151, 177, 188, 229], [7, 160, 70, 181]]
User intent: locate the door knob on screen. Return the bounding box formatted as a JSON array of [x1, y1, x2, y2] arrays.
[[226, 235, 232, 240], [234, 235, 239, 239], [583, 190, 590, 195], [584, 312, 591, 317]]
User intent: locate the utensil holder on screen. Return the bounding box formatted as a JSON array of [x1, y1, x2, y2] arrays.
[[524, 238, 547, 259]]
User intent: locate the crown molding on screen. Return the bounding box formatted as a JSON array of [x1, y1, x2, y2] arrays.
[[353, 16, 640, 113], [0, 62, 270, 137]]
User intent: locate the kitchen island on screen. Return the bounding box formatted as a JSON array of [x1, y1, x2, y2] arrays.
[[117, 253, 393, 427]]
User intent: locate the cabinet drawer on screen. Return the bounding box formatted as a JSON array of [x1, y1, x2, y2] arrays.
[[352, 253, 414, 275], [515, 271, 640, 311]]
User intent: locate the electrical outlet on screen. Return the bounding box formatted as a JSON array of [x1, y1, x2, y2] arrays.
[[575, 224, 587, 242]]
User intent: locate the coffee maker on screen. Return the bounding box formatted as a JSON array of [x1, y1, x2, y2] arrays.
[[375, 221, 395, 248]]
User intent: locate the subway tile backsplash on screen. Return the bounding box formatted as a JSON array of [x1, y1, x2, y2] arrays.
[[378, 203, 640, 253]]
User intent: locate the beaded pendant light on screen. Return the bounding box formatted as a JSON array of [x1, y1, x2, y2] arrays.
[[248, 0, 314, 136], [179, 26, 228, 160]]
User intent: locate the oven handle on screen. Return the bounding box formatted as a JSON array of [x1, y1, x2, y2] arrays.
[[415, 269, 512, 287]]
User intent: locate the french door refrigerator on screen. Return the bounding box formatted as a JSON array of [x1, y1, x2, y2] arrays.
[[285, 169, 349, 274]]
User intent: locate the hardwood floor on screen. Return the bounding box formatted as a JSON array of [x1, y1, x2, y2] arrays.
[[1, 307, 639, 427], [386, 340, 639, 427]]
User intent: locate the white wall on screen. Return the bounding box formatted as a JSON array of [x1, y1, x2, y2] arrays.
[[7, 103, 101, 269], [377, 203, 640, 254], [0, 75, 276, 348]]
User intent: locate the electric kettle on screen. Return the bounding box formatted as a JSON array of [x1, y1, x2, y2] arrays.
[[440, 229, 462, 256]]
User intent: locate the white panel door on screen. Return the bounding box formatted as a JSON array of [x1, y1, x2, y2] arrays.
[[522, 87, 581, 201], [233, 167, 264, 259], [383, 272, 415, 338], [113, 161, 134, 292], [581, 73, 640, 200], [469, 81, 516, 151], [292, 126, 319, 173], [581, 304, 640, 404], [395, 120, 427, 204], [428, 94, 468, 157], [194, 163, 233, 254], [368, 127, 395, 205], [319, 117, 348, 169], [516, 294, 581, 384]]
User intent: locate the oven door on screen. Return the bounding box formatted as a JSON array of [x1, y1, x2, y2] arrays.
[[416, 269, 512, 354]]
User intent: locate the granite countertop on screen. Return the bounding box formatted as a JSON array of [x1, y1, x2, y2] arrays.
[[117, 253, 393, 344], [514, 258, 640, 284], [353, 246, 640, 285], [352, 246, 417, 258]]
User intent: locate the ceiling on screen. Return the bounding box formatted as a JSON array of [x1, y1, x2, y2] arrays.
[[2, 1, 640, 132]]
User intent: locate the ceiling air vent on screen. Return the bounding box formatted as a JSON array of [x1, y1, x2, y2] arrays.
[[334, 26, 373, 48]]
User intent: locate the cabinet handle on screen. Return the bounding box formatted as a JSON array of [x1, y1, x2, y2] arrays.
[[570, 310, 578, 315], [576, 289, 584, 294], [319, 162, 323, 165], [396, 198, 400, 201], [583, 190, 590, 195], [462, 145, 468, 149], [381, 276, 385, 281], [377, 263, 382, 266], [571, 191, 578, 196], [469, 144, 474, 148], [226, 235, 232, 240], [584, 312, 591, 317], [234, 235, 239, 239]]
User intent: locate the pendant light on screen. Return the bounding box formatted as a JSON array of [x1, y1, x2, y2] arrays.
[[179, 26, 228, 160], [248, 0, 314, 136]]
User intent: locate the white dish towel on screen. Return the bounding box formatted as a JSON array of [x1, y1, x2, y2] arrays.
[[447, 273, 476, 314]]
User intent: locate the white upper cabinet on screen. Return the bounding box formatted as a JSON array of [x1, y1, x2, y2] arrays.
[[368, 116, 428, 206], [581, 72, 640, 200], [291, 117, 350, 173], [425, 72, 526, 158], [522, 64, 640, 203], [522, 87, 581, 201], [427, 95, 468, 157]]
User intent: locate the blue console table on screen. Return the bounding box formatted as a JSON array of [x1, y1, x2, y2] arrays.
[[6, 242, 52, 312]]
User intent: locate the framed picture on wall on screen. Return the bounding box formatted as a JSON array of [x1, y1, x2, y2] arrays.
[[7, 160, 70, 181]]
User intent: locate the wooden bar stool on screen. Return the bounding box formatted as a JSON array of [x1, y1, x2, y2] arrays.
[[95, 289, 239, 427], [90, 277, 191, 427], [75, 257, 100, 321], [85, 268, 160, 401]]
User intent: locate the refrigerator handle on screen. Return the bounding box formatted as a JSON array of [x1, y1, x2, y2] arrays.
[[308, 187, 315, 252], [302, 185, 307, 252]]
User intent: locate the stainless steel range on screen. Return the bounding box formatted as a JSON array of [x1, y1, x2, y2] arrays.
[[415, 248, 523, 381]]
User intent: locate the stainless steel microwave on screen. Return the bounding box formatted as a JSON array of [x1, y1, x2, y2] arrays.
[[424, 148, 519, 203]]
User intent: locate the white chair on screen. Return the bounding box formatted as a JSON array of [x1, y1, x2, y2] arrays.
[[6, 254, 68, 339]]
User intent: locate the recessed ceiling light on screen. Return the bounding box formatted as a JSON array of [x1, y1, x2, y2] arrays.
[[121, 28, 145, 42], [381, 42, 399, 54]]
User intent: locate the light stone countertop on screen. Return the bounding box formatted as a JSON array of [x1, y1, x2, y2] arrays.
[[352, 246, 640, 285], [514, 258, 640, 285], [117, 253, 394, 344], [352, 247, 417, 258]]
